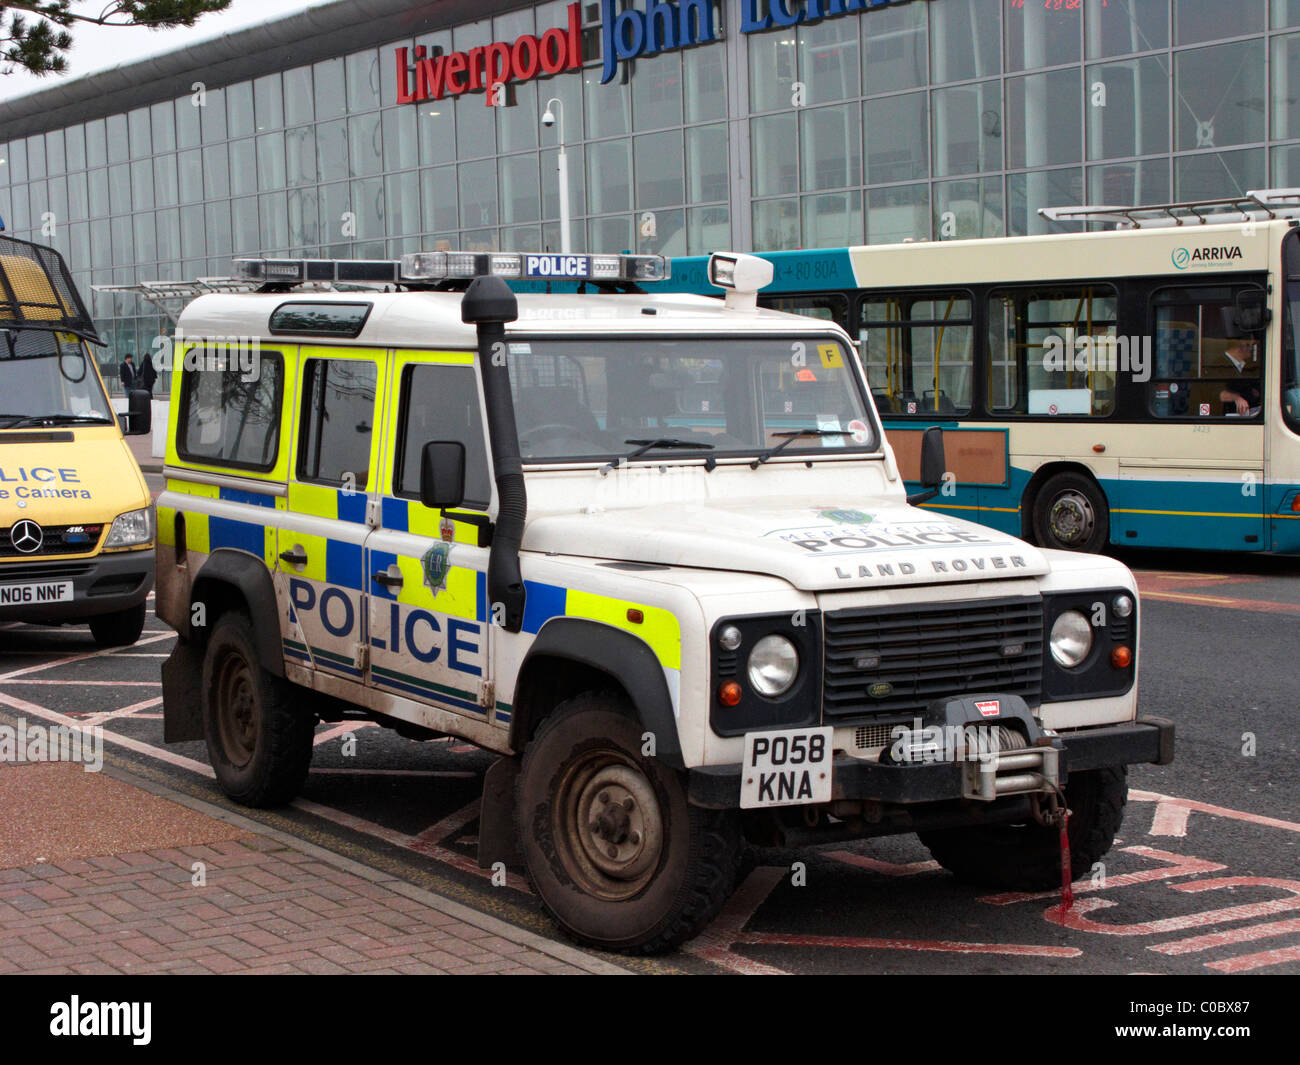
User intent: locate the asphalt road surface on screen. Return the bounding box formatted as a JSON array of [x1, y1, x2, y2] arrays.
[[2, 528, 1297, 975]]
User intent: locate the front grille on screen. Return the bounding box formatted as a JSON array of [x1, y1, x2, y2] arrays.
[[824, 596, 1043, 721], [0, 523, 102, 558], [0, 560, 93, 581], [853, 723, 898, 750]]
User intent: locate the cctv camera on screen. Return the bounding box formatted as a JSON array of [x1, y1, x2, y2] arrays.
[[542, 111, 556, 127]]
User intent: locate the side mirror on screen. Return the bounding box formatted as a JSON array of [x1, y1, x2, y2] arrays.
[[419, 441, 466, 510], [1234, 290, 1271, 334], [126, 388, 152, 436], [907, 426, 946, 505]]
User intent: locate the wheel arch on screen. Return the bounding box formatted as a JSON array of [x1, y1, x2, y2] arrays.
[[509, 618, 683, 770], [189, 548, 285, 677], [1020, 461, 1110, 544]]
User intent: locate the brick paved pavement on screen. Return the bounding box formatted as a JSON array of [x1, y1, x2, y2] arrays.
[[0, 762, 627, 975]]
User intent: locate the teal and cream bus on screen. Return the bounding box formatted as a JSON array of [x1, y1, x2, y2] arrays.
[[665, 194, 1300, 555]]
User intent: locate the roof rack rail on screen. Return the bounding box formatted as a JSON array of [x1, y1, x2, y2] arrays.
[[1039, 189, 1300, 229]]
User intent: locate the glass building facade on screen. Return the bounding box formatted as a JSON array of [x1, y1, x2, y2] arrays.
[[4, 0, 1300, 386]]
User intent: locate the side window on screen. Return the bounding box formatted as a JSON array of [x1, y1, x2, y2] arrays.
[[1150, 286, 1264, 419], [987, 284, 1118, 417], [178, 348, 283, 471], [395, 364, 491, 508], [760, 294, 850, 330], [296, 357, 378, 488], [859, 291, 973, 415]]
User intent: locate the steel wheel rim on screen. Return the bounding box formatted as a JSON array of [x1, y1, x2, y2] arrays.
[[215, 649, 258, 767]]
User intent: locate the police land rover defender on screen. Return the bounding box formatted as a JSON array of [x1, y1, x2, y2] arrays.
[[155, 250, 1173, 954]]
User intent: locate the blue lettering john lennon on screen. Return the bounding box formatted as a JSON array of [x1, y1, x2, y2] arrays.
[[288, 577, 483, 676], [0, 467, 91, 500], [600, 0, 905, 84]]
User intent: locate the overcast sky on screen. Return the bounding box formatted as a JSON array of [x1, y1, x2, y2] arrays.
[[0, 0, 334, 103]]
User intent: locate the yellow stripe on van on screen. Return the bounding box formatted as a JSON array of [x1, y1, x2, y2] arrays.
[[565, 589, 681, 671]]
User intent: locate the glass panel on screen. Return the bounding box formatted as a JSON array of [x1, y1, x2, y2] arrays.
[[86, 120, 107, 169], [1008, 167, 1083, 236], [421, 165, 459, 233], [288, 187, 321, 246], [285, 126, 316, 186], [1150, 286, 1264, 418], [500, 153, 541, 224], [587, 139, 632, 213], [254, 133, 284, 192], [232, 196, 260, 253], [107, 115, 129, 163], [1174, 148, 1266, 199], [316, 119, 348, 179], [457, 90, 497, 159], [260, 191, 289, 248], [499, 80, 540, 154], [202, 145, 230, 199], [254, 73, 284, 131], [133, 212, 157, 262], [1086, 56, 1170, 160], [382, 107, 419, 172], [205, 201, 233, 256], [864, 1, 927, 96], [45, 129, 66, 175], [752, 197, 800, 250], [1274, 34, 1300, 142], [127, 109, 151, 159], [178, 352, 283, 471], [108, 164, 131, 215], [684, 45, 725, 122], [346, 49, 382, 113], [201, 88, 227, 144], [459, 159, 498, 228], [799, 11, 858, 104], [130, 160, 153, 211], [1007, 69, 1082, 169], [156, 208, 181, 262], [801, 103, 861, 191], [348, 113, 382, 177], [802, 190, 863, 248], [751, 112, 798, 196], [1275, 143, 1300, 185], [396, 365, 490, 506], [1278, 0, 1300, 27], [686, 124, 728, 204], [284, 65, 315, 126], [930, 0, 1000, 84], [297, 357, 378, 486], [65, 125, 86, 171], [348, 177, 382, 242], [502, 224, 543, 253], [636, 206, 684, 256], [748, 26, 797, 113], [864, 91, 928, 184], [541, 144, 586, 220], [180, 204, 206, 259], [154, 155, 178, 207], [1176, 0, 1263, 44], [585, 71, 631, 138], [861, 292, 975, 415], [150, 102, 175, 153], [933, 177, 1004, 239], [1006, 0, 1080, 72], [1087, 159, 1171, 205], [417, 98, 456, 166], [67, 171, 88, 220], [226, 82, 255, 139], [176, 96, 201, 149], [1175, 41, 1265, 151], [229, 138, 257, 198], [314, 58, 346, 120], [384, 171, 422, 236], [635, 130, 683, 209], [88, 169, 109, 218], [1086, 0, 1169, 58], [588, 214, 632, 254], [867, 183, 931, 244], [633, 51, 683, 130], [687, 204, 730, 253], [931, 80, 1002, 176]]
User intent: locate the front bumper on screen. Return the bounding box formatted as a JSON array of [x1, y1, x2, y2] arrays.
[[0, 548, 154, 623], [688, 715, 1174, 809]]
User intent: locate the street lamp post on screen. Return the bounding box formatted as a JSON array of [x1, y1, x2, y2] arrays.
[[542, 97, 571, 254]]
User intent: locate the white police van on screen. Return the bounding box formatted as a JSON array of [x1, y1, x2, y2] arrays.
[[154, 250, 1172, 954]]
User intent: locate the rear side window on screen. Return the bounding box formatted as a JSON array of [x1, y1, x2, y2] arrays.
[[269, 302, 371, 338], [177, 348, 284, 471], [297, 357, 379, 488], [395, 363, 491, 508]]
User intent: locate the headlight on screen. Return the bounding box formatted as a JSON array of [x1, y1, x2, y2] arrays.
[[104, 506, 153, 548], [747, 635, 799, 697], [1049, 610, 1093, 668]]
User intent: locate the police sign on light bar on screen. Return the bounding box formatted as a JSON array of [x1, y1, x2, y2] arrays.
[[400, 251, 669, 282], [524, 254, 591, 279]]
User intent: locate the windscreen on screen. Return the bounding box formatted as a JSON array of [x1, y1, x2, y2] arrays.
[[506, 336, 878, 462], [0, 331, 114, 427]]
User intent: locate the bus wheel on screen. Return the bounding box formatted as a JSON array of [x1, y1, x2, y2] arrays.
[[516, 692, 740, 954], [201, 611, 314, 807], [1031, 472, 1109, 553]]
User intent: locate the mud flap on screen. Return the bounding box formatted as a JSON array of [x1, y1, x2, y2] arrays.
[[477, 755, 523, 869], [161, 638, 205, 743]]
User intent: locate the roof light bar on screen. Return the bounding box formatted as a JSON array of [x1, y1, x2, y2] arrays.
[[400, 251, 668, 283], [234, 258, 400, 284]]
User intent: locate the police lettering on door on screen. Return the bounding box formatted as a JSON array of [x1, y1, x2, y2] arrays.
[[287, 577, 484, 675]]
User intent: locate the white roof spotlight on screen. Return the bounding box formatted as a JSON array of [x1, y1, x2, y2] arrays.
[[707, 252, 775, 311]]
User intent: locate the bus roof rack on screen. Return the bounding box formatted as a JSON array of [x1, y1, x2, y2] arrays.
[[1039, 189, 1300, 229]]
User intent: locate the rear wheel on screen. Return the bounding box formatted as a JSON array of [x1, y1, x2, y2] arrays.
[[516, 692, 740, 954], [1031, 472, 1109, 553], [88, 602, 146, 648], [919, 766, 1128, 890], [201, 611, 314, 807]]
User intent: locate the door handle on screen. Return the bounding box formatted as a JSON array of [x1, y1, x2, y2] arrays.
[[371, 569, 403, 588], [279, 547, 308, 566]]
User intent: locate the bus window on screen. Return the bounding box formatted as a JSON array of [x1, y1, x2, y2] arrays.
[[858, 291, 973, 415], [760, 294, 850, 331], [1149, 286, 1264, 420], [1285, 233, 1300, 435], [987, 285, 1118, 417]]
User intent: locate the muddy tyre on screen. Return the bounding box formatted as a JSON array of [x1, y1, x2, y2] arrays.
[[516, 692, 740, 954], [1031, 472, 1109, 553], [918, 767, 1128, 890], [88, 601, 146, 648], [201, 611, 314, 807]]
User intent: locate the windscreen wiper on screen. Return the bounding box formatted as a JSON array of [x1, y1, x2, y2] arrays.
[[7, 414, 115, 428], [749, 427, 844, 469], [600, 437, 715, 476]]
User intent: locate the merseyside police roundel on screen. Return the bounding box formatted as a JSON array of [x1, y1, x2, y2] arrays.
[[421, 542, 451, 593]]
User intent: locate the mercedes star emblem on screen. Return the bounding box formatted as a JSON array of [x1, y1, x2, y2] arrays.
[[10, 519, 44, 554]]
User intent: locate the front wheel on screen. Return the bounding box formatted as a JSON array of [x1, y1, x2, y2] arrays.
[[919, 766, 1128, 890], [88, 602, 146, 648], [201, 611, 314, 807], [1031, 472, 1110, 553], [516, 692, 740, 954]]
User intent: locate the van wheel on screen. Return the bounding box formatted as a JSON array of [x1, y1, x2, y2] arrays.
[[88, 602, 146, 648], [1031, 472, 1109, 553], [918, 767, 1128, 890], [516, 692, 740, 954], [201, 611, 314, 807]]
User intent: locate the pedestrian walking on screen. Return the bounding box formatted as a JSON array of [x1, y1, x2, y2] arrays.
[[119, 353, 136, 393]]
